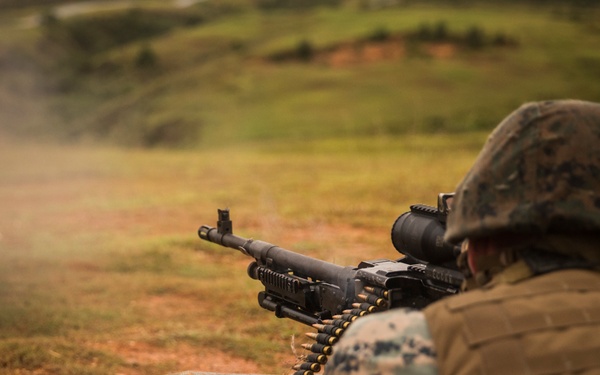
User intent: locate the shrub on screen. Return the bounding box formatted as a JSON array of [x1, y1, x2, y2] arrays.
[[433, 21, 449, 41], [368, 26, 391, 42], [416, 22, 433, 41], [492, 32, 518, 46], [296, 39, 314, 62], [465, 25, 486, 49], [40, 9, 59, 28], [43, 8, 205, 55], [135, 44, 158, 68]]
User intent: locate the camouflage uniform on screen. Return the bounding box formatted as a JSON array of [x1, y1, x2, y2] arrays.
[[324, 309, 438, 375], [325, 100, 600, 375]]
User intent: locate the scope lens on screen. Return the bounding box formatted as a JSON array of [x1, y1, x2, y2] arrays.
[[391, 210, 457, 265]]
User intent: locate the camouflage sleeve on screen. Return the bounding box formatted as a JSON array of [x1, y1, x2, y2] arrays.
[[324, 309, 438, 375]]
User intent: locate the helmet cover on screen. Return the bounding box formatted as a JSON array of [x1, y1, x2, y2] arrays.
[[445, 100, 600, 244]]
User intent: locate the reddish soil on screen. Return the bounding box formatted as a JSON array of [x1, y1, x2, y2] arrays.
[[319, 39, 407, 67], [272, 37, 458, 67], [93, 340, 263, 375]]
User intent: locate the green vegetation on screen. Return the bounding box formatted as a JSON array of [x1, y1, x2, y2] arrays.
[[0, 135, 483, 373], [0, 0, 599, 147]]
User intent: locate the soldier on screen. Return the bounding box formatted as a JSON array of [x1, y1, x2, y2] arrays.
[[324, 100, 600, 375]]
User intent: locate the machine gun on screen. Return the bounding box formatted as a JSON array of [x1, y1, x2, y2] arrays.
[[197, 193, 463, 373]]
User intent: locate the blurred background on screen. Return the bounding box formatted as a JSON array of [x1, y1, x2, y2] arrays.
[[0, 0, 599, 374]]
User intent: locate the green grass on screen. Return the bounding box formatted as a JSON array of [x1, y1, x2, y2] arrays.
[[0, 338, 124, 375], [1, 2, 599, 146], [0, 134, 483, 373]]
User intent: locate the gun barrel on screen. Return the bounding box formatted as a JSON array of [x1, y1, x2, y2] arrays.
[[198, 225, 350, 284]]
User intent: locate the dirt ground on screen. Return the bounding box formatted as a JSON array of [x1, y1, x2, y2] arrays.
[[94, 340, 264, 375]]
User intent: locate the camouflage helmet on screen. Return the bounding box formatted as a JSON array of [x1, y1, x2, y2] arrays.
[[445, 100, 600, 244]]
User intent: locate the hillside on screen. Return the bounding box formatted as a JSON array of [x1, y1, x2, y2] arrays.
[[1, 0, 599, 147]]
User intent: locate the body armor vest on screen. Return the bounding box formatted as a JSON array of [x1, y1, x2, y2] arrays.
[[423, 269, 600, 375]]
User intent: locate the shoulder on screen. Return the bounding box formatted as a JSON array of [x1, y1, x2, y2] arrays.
[[325, 309, 438, 375]]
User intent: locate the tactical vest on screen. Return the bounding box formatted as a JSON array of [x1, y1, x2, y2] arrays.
[[423, 269, 600, 375]]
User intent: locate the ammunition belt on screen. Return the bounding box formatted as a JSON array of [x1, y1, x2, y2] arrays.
[[291, 284, 389, 375]]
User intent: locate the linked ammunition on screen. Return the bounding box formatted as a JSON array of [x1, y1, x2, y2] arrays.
[[293, 362, 321, 372], [363, 285, 389, 299], [352, 302, 378, 313], [321, 319, 350, 329], [358, 293, 386, 307], [342, 308, 367, 317], [332, 314, 358, 322], [312, 323, 343, 337], [305, 353, 328, 364], [305, 332, 338, 345], [302, 343, 332, 355]]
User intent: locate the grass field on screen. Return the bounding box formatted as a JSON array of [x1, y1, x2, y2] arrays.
[[1, 1, 599, 146], [0, 133, 484, 374]]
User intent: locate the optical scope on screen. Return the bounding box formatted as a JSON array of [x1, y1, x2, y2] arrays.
[[391, 193, 461, 267]]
